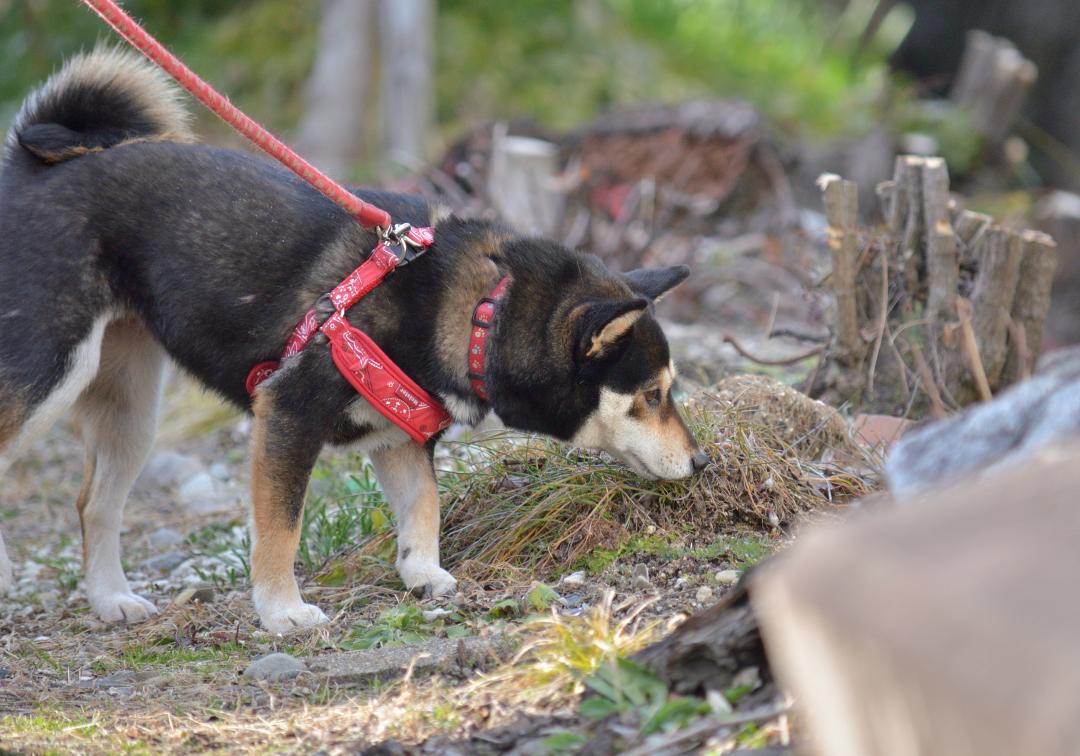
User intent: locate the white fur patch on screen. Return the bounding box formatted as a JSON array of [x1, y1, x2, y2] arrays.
[[346, 398, 411, 453], [570, 377, 695, 480], [441, 393, 485, 426]]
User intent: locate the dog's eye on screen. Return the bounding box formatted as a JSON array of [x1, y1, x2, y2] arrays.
[[644, 388, 662, 408]]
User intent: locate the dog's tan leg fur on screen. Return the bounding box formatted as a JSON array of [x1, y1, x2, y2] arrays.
[[71, 318, 164, 623], [369, 442, 457, 598], [249, 390, 328, 633]]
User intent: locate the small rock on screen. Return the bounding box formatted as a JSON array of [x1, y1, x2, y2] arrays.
[[732, 665, 761, 691], [142, 551, 188, 573], [243, 653, 306, 682], [209, 462, 231, 481], [177, 472, 216, 502], [560, 570, 585, 587], [173, 582, 216, 606], [138, 451, 203, 489], [631, 563, 655, 593], [422, 608, 453, 622], [145, 527, 185, 551], [674, 577, 689, 590], [715, 570, 741, 586], [695, 586, 714, 604], [560, 594, 583, 609]]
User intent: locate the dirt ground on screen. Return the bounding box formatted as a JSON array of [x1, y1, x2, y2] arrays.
[[0, 366, 807, 754]]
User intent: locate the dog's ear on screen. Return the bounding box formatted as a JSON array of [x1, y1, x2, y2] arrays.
[[575, 298, 649, 361], [622, 265, 690, 302]]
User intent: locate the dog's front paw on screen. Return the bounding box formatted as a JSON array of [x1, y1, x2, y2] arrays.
[[258, 601, 329, 634], [89, 591, 158, 624], [400, 562, 457, 599]]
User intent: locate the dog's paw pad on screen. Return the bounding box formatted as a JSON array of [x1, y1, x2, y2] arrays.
[[260, 602, 329, 634], [91, 592, 158, 624]]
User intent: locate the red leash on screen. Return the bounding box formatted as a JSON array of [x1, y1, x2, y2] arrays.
[[80, 0, 391, 230]]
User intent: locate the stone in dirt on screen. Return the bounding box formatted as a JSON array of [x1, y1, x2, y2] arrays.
[[307, 636, 503, 685], [243, 653, 306, 682], [142, 551, 188, 573], [715, 569, 741, 586], [137, 451, 203, 490], [145, 527, 185, 551], [173, 582, 216, 606]]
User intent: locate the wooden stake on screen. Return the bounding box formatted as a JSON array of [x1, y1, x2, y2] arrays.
[[819, 174, 864, 367], [1005, 230, 1058, 378], [970, 226, 1024, 387]]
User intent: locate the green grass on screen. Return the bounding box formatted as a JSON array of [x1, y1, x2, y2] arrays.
[[580, 534, 775, 575], [344, 603, 471, 650]]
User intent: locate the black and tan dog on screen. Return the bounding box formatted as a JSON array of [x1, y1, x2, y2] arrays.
[[0, 49, 707, 632]]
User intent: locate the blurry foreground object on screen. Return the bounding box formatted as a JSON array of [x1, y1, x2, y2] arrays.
[[752, 441, 1080, 756], [886, 345, 1080, 497]]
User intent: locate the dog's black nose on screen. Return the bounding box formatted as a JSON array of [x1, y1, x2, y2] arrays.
[[691, 449, 710, 472]]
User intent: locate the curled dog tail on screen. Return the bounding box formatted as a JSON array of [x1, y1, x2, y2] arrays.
[[4, 46, 194, 167]]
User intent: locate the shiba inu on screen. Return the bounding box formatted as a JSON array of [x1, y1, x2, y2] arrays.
[[0, 49, 707, 633]]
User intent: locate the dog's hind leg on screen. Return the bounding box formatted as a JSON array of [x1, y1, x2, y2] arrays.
[[370, 442, 457, 598], [71, 319, 166, 623], [0, 315, 113, 593], [249, 386, 328, 633]]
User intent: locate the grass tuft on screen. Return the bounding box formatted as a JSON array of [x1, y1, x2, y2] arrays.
[[319, 382, 877, 587]]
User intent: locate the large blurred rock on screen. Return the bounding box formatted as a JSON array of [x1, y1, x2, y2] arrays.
[[886, 346, 1080, 497]]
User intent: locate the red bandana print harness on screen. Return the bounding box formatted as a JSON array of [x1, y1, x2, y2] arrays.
[[246, 225, 510, 444]]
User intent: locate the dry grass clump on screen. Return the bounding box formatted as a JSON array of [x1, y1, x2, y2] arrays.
[[320, 380, 878, 587]]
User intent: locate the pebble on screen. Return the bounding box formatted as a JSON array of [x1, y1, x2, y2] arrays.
[[243, 653, 306, 682], [209, 462, 230, 481], [173, 582, 216, 606], [715, 569, 741, 586], [674, 577, 689, 590], [142, 551, 188, 573], [146, 527, 185, 551], [177, 472, 216, 502], [631, 563, 655, 593], [138, 451, 203, 489], [560, 570, 585, 587], [695, 586, 714, 604]]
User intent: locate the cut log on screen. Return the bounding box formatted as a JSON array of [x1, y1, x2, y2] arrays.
[[819, 174, 864, 368], [951, 30, 1038, 146], [1005, 230, 1058, 379], [487, 126, 564, 236], [921, 158, 958, 324], [970, 225, 1024, 387]]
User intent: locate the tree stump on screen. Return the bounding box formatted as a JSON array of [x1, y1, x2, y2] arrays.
[[818, 155, 1058, 415]]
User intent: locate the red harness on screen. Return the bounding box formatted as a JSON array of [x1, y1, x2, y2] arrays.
[[246, 226, 511, 443]]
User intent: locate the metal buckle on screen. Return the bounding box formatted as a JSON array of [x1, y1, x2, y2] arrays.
[[380, 222, 427, 267]]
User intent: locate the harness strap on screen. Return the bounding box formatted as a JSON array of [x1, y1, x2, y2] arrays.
[[468, 277, 512, 401], [323, 312, 451, 443]]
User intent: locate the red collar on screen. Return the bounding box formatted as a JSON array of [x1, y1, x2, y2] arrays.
[[468, 276, 512, 401]]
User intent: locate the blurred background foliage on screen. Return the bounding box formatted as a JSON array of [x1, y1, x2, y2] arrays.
[[0, 0, 915, 171]]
